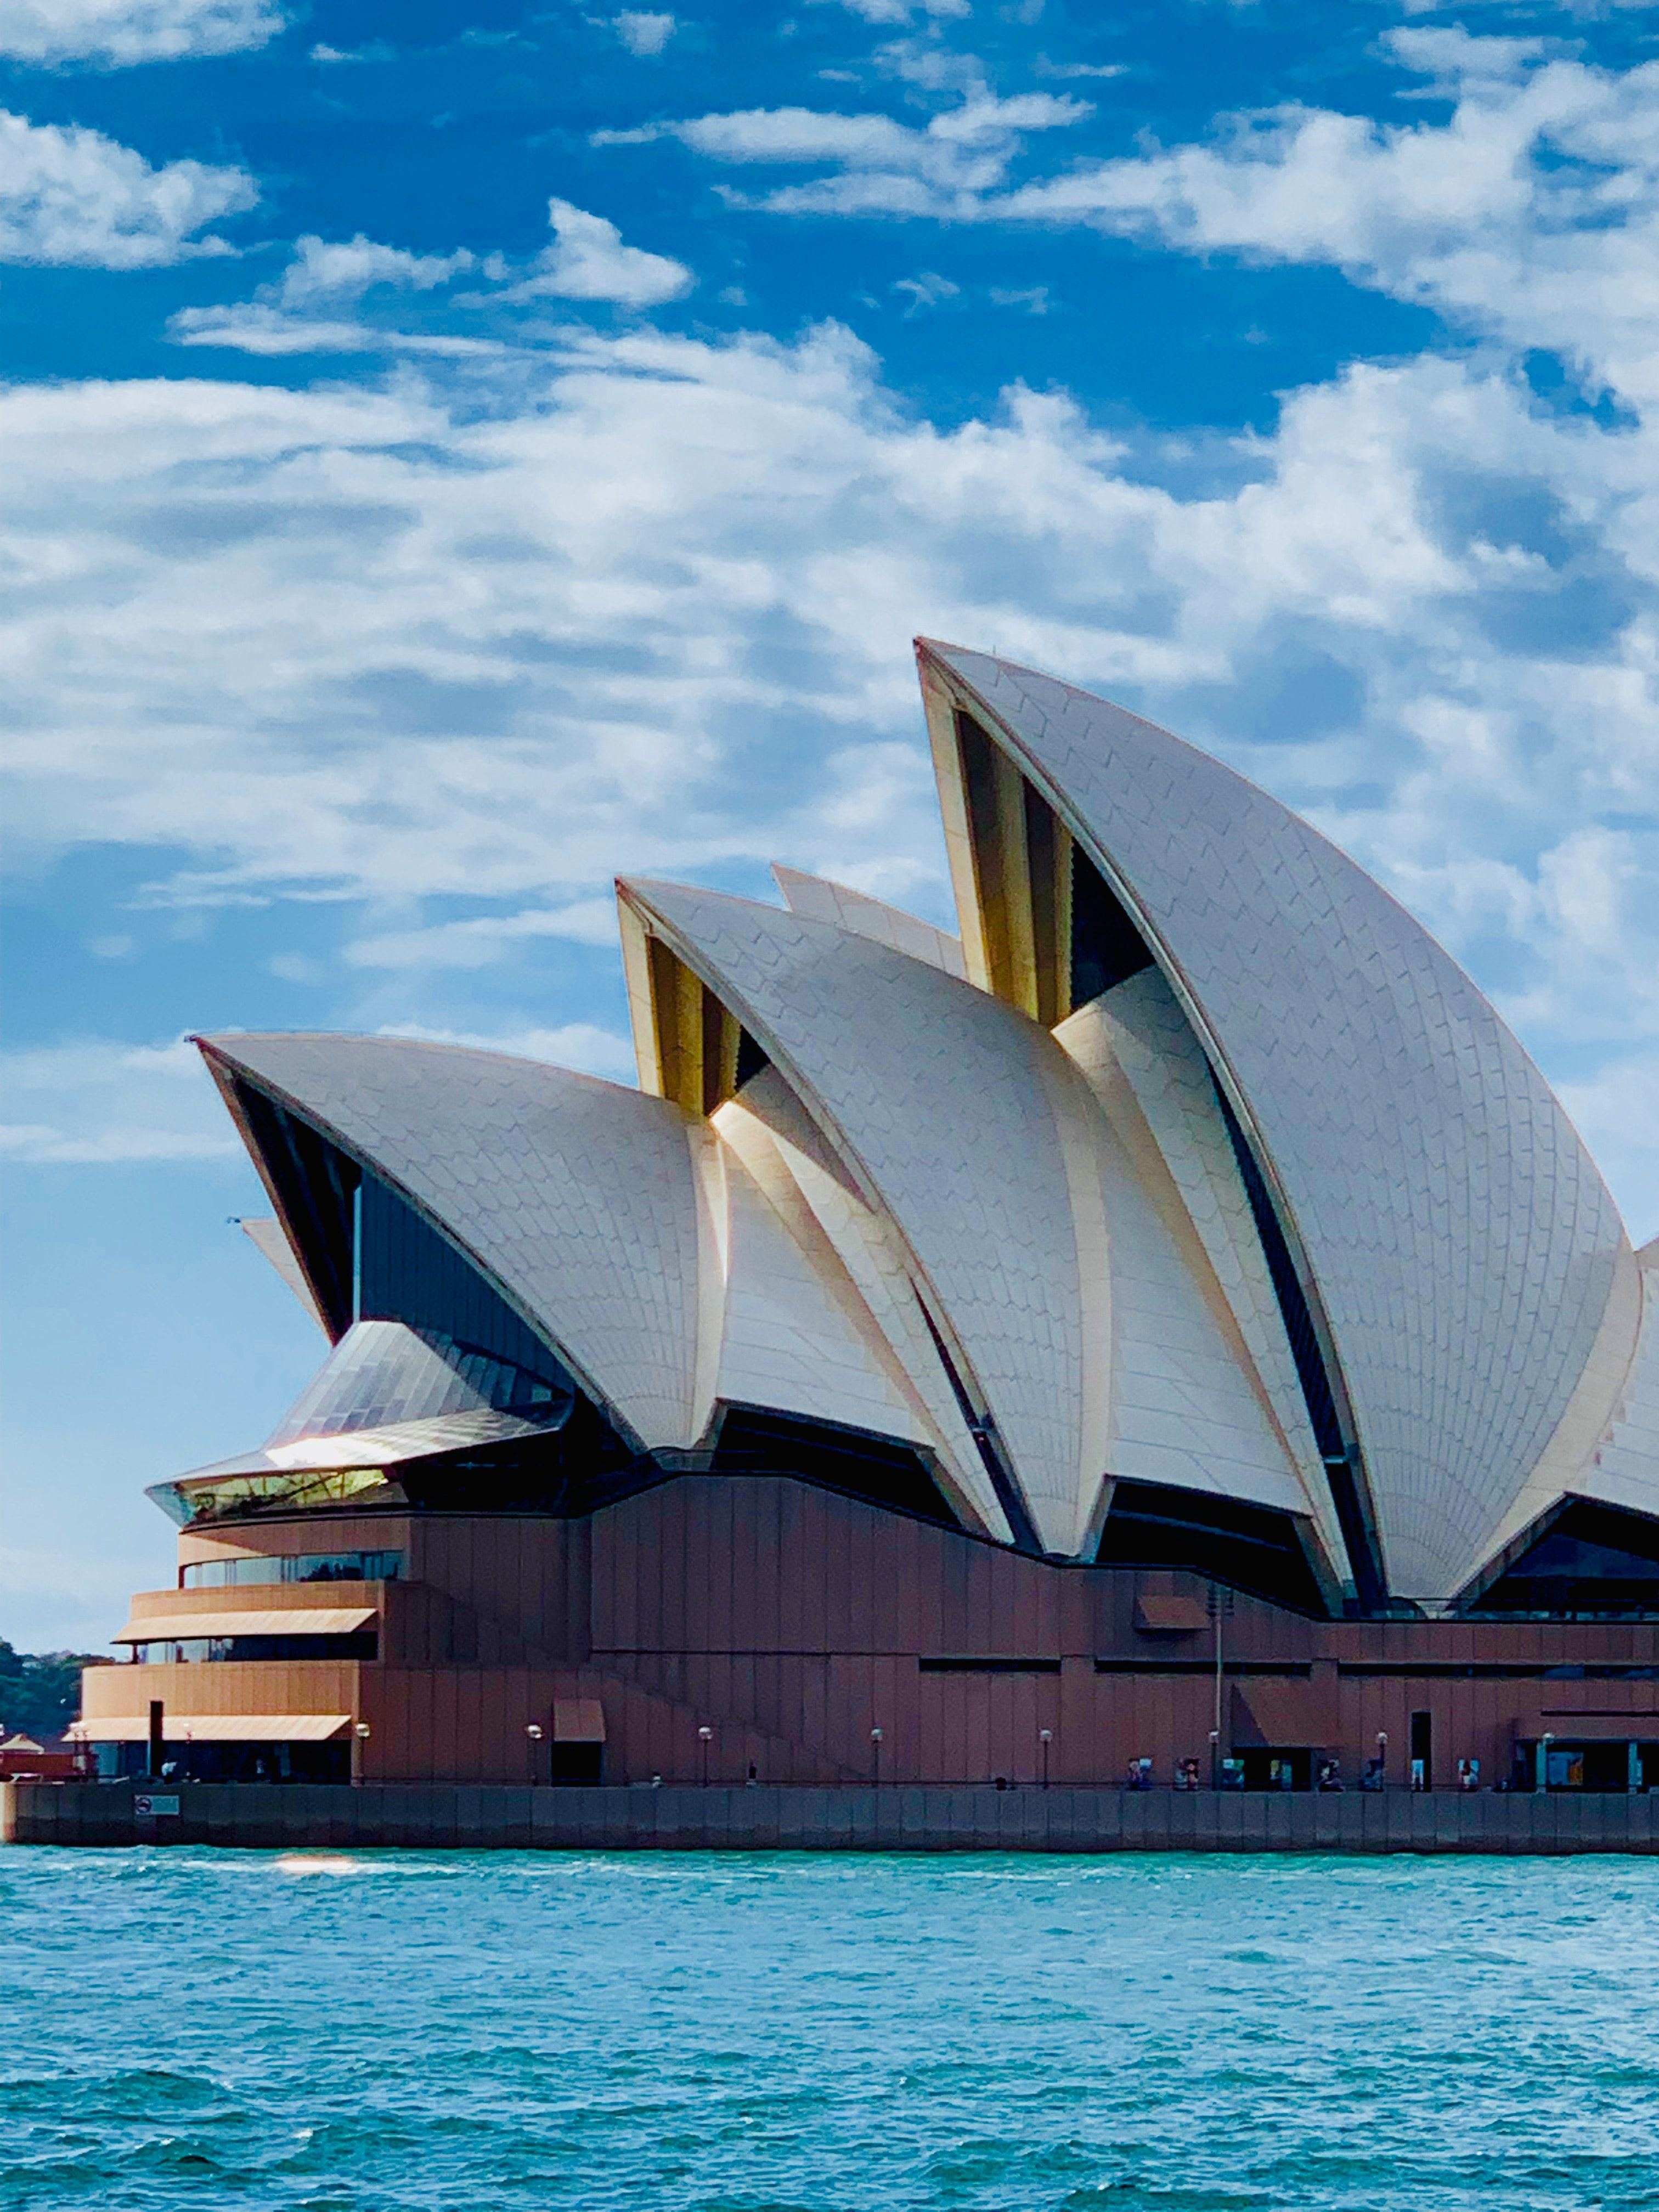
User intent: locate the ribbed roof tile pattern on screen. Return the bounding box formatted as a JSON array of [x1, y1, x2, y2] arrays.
[[718, 1075, 1013, 1540], [927, 644, 1630, 1602], [1057, 973, 1338, 1553], [1585, 1249, 1659, 1522], [624, 881, 1099, 1553], [712, 1139, 933, 1448], [201, 1034, 708, 1452], [772, 866, 968, 978]]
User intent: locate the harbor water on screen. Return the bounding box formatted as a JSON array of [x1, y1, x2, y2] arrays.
[[3, 1848, 1657, 2209]]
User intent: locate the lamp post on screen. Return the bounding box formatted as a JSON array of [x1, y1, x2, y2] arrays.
[[1376, 1730, 1387, 1792], [352, 1719, 371, 1785], [870, 1726, 883, 1786], [1209, 1727, 1220, 1791], [1039, 1728, 1052, 1790], [698, 1724, 713, 1787], [1538, 1731, 1554, 1795], [526, 1722, 543, 1785]]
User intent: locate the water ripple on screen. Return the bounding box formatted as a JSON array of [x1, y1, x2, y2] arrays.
[[2, 1849, 1658, 2209]]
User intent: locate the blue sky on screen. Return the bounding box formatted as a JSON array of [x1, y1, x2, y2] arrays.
[[3, 0, 1657, 1651]]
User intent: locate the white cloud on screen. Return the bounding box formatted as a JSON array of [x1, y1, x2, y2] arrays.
[[0, 1037, 238, 1164], [0, 110, 256, 268], [309, 40, 392, 64], [276, 233, 477, 304], [891, 268, 958, 313], [347, 900, 621, 968], [488, 196, 692, 305], [2, 256, 1657, 1224], [808, 0, 969, 20], [169, 303, 502, 355], [1559, 1053, 1659, 1248], [595, 89, 1092, 216], [989, 284, 1049, 312], [165, 231, 490, 356], [1032, 57, 1126, 81], [987, 32, 1659, 405], [0, 0, 280, 67], [614, 10, 675, 56]]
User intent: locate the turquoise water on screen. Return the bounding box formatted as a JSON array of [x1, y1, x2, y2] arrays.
[[3, 1850, 1658, 2210]]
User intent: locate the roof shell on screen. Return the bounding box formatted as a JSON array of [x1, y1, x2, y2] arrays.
[[199, 1033, 712, 1453], [707, 1131, 938, 1450], [922, 642, 1632, 1602], [1057, 977, 1337, 1548], [772, 866, 967, 978], [621, 878, 1107, 1554], [1573, 1240, 1659, 1526]]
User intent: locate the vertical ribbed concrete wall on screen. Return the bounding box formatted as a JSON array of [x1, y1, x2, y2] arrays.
[[8, 1782, 1658, 1854]]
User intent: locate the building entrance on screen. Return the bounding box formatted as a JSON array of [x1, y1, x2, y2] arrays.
[[1522, 1739, 1659, 1790], [1236, 1747, 1313, 1791]]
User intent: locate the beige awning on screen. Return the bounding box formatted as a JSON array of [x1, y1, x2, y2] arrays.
[[114, 1608, 376, 1643], [67, 1713, 351, 1742], [1134, 1596, 1209, 1634], [552, 1699, 606, 1743]]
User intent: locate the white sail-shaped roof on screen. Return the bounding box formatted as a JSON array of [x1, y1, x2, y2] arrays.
[[199, 1034, 711, 1453], [240, 1216, 328, 1334], [1085, 1078, 1316, 1523], [1057, 970, 1342, 1567], [620, 879, 1109, 1554], [921, 642, 1633, 1604], [772, 866, 967, 978], [1585, 1243, 1659, 1521], [716, 1070, 1014, 1541], [708, 1132, 938, 1452]]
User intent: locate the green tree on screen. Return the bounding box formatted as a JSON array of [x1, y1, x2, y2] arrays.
[[0, 1640, 113, 1741]]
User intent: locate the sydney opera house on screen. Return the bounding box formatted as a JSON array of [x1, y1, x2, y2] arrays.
[[79, 644, 1659, 1795]]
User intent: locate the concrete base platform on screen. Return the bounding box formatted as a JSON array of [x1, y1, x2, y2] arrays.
[[8, 1781, 1659, 1852]]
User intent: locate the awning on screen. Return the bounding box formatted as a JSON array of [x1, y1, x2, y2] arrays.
[[553, 1699, 606, 1743], [1516, 1714, 1659, 1742], [1134, 1596, 1209, 1633], [67, 1713, 351, 1742], [114, 1608, 376, 1643]]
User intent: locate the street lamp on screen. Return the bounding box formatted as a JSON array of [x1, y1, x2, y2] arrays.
[[1376, 1730, 1387, 1792], [1209, 1728, 1221, 1791], [1539, 1731, 1554, 1795], [526, 1722, 543, 1785], [870, 1726, 883, 1787], [1039, 1728, 1052, 1790], [352, 1719, 371, 1785], [698, 1724, 713, 1786]]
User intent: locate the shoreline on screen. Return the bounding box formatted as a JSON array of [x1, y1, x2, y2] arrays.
[[8, 1779, 1659, 1854]]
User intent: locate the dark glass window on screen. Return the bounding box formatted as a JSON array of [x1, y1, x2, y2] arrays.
[[1210, 1080, 1386, 1615], [228, 1082, 359, 1337], [712, 1407, 956, 1526], [127, 1632, 379, 1663], [357, 1175, 569, 1387], [1096, 1480, 1325, 1615], [1069, 845, 1153, 1009], [735, 1028, 769, 1088], [98, 1740, 350, 1784], [1469, 1499, 1659, 1618], [183, 1550, 403, 1588], [267, 1319, 567, 1447]]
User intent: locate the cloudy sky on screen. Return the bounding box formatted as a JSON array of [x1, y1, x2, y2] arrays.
[[3, 0, 1656, 1651]]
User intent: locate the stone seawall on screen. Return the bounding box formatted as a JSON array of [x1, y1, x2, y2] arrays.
[[7, 1781, 1659, 1853]]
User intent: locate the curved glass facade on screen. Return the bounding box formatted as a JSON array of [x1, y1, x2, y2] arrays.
[[182, 1550, 403, 1588]]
